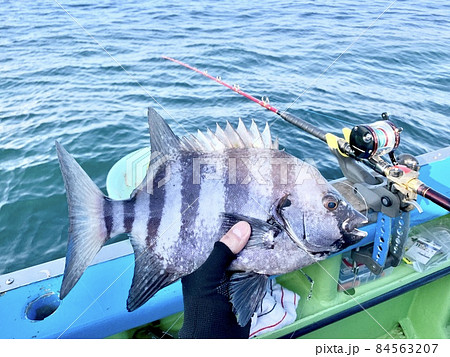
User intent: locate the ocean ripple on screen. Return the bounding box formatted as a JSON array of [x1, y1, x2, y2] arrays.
[[1, 0, 449, 273]]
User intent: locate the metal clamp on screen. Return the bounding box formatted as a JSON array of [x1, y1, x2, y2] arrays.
[[351, 212, 392, 275]]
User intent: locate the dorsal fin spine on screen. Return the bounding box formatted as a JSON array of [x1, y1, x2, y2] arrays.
[[206, 128, 226, 151], [225, 121, 246, 148], [236, 118, 253, 147], [261, 122, 272, 148], [179, 119, 277, 152], [249, 119, 264, 148], [196, 130, 215, 152], [215, 124, 233, 148]]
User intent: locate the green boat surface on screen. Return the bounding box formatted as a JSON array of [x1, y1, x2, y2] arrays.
[[110, 215, 449, 339], [108, 197, 449, 339]]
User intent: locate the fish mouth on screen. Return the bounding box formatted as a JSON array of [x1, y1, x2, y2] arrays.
[[349, 227, 368, 238], [342, 217, 368, 231], [341, 217, 368, 244]]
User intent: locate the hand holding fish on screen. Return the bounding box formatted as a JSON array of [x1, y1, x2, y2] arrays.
[[219, 221, 251, 254], [179, 221, 252, 339]]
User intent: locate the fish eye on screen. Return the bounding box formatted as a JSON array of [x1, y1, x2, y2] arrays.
[[323, 194, 339, 211]]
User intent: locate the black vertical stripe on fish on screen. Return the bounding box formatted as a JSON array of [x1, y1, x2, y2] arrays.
[[103, 197, 114, 238], [123, 197, 136, 233], [146, 165, 167, 242], [147, 217, 161, 242]]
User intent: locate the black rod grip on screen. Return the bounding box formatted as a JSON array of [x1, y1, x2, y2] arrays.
[[277, 111, 328, 143], [417, 184, 450, 211]]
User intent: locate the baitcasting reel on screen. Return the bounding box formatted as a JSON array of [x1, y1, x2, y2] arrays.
[[349, 112, 401, 162]]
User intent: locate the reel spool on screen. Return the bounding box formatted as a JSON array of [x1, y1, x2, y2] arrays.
[[349, 113, 401, 159]]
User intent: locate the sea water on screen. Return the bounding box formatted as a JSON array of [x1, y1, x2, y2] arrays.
[[1, 0, 449, 274]]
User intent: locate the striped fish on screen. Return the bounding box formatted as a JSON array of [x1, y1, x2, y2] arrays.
[[56, 107, 367, 325]]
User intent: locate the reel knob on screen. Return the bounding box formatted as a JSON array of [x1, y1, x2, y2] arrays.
[[397, 153, 420, 171]]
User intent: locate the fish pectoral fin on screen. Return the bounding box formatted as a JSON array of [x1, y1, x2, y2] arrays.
[[229, 272, 269, 327], [127, 234, 179, 312], [221, 213, 281, 249]]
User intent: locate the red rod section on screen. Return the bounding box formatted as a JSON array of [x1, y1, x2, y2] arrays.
[[164, 56, 328, 142], [163, 56, 278, 114]]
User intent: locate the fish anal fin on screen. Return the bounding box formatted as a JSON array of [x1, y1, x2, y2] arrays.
[[229, 272, 269, 326], [127, 234, 179, 311]]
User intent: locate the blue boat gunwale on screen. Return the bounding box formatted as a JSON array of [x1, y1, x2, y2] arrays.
[[0, 146, 449, 339]]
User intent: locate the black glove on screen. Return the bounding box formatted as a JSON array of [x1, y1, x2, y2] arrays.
[[179, 241, 251, 339]]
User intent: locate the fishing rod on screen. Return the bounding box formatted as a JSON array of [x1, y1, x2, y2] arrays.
[[163, 57, 329, 143], [163, 56, 450, 213]]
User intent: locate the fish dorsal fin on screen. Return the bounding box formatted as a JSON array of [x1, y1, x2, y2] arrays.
[[225, 121, 246, 148], [215, 123, 233, 148], [196, 129, 215, 152], [236, 118, 253, 147], [249, 119, 264, 148], [206, 128, 227, 150], [180, 119, 277, 152], [272, 137, 279, 150], [147, 107, 182, 156], [179, 135, 197, 151], [183, 134, 204, 151], [261, 122, 272, 148]]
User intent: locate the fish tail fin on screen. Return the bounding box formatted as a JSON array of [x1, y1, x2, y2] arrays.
[[56, 141, 124, 299]]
